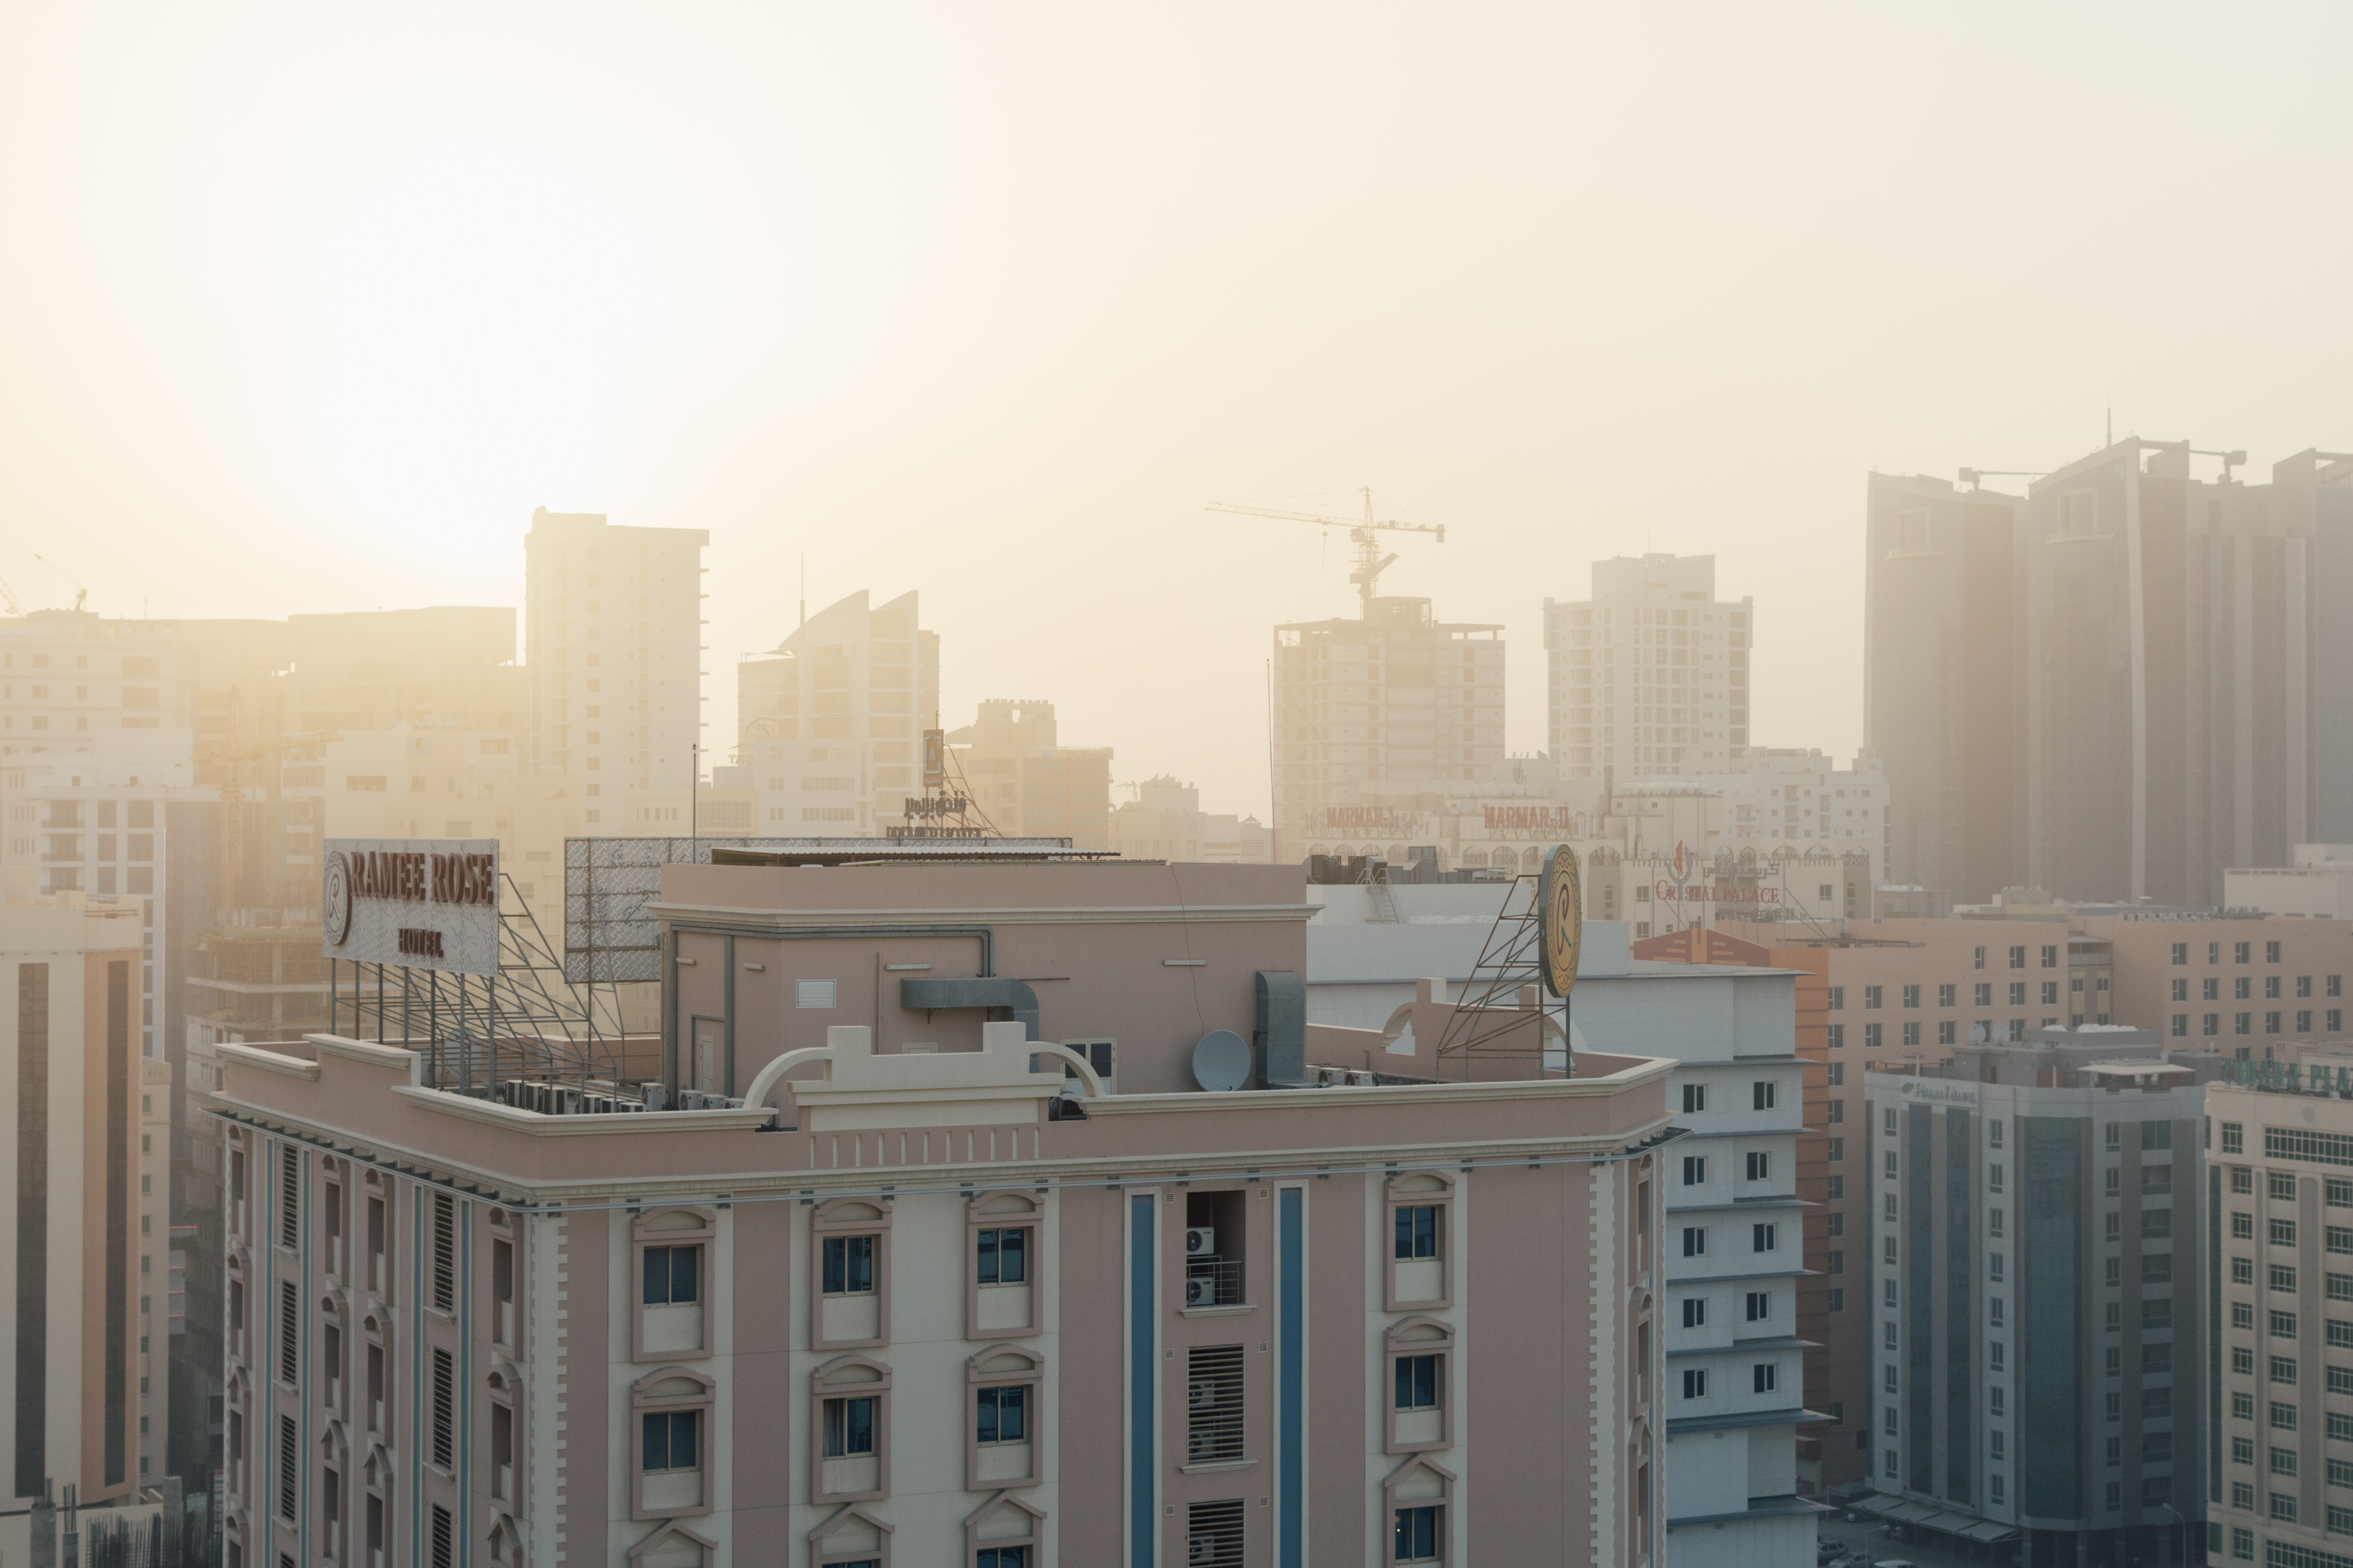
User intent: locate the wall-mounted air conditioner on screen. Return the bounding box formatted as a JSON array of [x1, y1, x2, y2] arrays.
[[1185, 1227, 1215, 1257]]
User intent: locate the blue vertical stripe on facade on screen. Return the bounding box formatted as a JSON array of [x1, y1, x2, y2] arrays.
[[1907, 1104, 1934, 1489], [1129, 1193, 1157, 1567], [1944, 1106, 1973, 1504], [2020, 1117, 2084, 1519], [2209, 1165, 2225, 1505], [1277, 1188, 1305, 1567]]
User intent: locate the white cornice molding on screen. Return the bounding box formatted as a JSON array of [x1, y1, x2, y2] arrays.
[[218, 1043, 321, 1082], [645, 901, 1319, 930]]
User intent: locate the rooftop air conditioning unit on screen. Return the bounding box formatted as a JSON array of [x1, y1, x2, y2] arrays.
[[1185, 1276, 1216, 1308], [1185, 1227, 1215, 1257], [1348, 1071, 1375, 1087]]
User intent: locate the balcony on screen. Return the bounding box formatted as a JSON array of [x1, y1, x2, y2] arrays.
[[1184, 1257, 1243, 1309]]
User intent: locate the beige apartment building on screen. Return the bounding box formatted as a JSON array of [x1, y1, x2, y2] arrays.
[[0, 876, 166, 1504], [1703, 910, 2353, 1498], [1107, 776, 1269, 864], [213, 856, 1677, 1568], [737, 590, 940, 837], [1545, 553, 1755, 781], [524, 509, 709, 819], [1271, 595, 1505, 859], [949, 700, 1112, 849]]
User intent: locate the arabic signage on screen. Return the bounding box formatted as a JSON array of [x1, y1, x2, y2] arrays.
[[1653, 839, 1783, 905], [1317, 807, 1425, 837], [322, 838, 502, 977], [2222, 1058, 2353, 1093]]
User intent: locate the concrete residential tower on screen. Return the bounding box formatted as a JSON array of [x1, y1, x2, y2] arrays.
[[1546, 554, 1755, 783], [1271, 597, 1504, 857], [735, 590, 941, 837], [524, 509, 709, 822]]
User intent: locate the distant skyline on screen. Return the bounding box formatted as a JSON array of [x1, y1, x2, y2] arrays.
[[11, 5, 2353, 818]]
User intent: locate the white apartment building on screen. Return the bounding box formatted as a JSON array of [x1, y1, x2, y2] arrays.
[[2205, 1067, 2353, 1568], [0, 730, 194, 1058], [1546, 554, 1755, 781], [1618, 749, 1890, 887], [0, 610, 194, 760], [1271, 595, 1505, 856], [735, 590, 940, 837], [524, 509, 709, 823]]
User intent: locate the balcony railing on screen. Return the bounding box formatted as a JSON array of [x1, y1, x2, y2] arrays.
[[1184, 1257, 1243, 1309]]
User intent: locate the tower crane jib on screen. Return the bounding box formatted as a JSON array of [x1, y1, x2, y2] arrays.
[[1205, 486, 1446, 618]]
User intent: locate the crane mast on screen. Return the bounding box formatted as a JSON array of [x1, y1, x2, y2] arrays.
[[1205, 486, 1445, 618]]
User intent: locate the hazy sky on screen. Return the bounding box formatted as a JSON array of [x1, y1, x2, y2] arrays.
[[8, 6, 2352, 818]]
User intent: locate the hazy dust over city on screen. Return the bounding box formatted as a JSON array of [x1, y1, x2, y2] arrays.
[[7, 7, 2353, 1567]]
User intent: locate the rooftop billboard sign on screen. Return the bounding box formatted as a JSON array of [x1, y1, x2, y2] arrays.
[[322, 839, 502, 977]]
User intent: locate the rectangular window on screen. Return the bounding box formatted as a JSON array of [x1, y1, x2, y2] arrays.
[[2275, 1264, 2301, 1294], [822, 1235, 877, 1294], [1938, 984, 1955, 1007], [1827, 987, 1844, 1011], [1681, 1083, 1707, 1114], [2276, 1215, 2301, 1245], [1394, 1354, 1441, 1412], [1827, 1137, 1844, 1162], [278, 1413, 298, 1520], [2223, 1122, 2245, 1154], [1396, 1206, 1441, 1260], [642, 1244, 700, 1305], [977, 1383, 1029, 1443], [1976, 983, 1992, 1007], [2274, 1355, 2301, 1383], [1827, 1024, 1845, 1050], [1902, 985, 1919, 1009], [1681, 1228, 1706, 1257], [1752, 1081, 1776, 1111], [2009, 946, 2025, 969], [431, 1348, 454, 1469], [1682, 1298, 1706, 1329], [822, 1395, 877, 1456], [1903, 1022, 1920, 1048], [1753, 1362, 1778, 1394], [1753, 1223, 1778, 1253], [977, 1227, 1029, 1285], [2274, 1401, 2299, 1431], [1682, 1156, 1708, 1186], [1745, 1152, 1770, 1182], [1864, 985, 1882, 1009], [643, 1409, 700, 1471], [1188, 1344, 1246, 1464], [1394, 1505, 1442, 1565], [1865, 1023, 1882, 1049], [1747, 1291, 1770, 1321], [431, 1194, 454, 1313], [1682, 1368, 1708, 1399], [278, 1280, 298, 1383]]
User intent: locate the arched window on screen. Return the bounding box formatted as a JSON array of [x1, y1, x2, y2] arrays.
[[1385, 1171, 1455, 1311], [966, 1346, 1045, 1491], [966, 1192, 1041, 1340], [1384, 1317, 1456, 1454], [631, 1367, 717, 1520], [632, 1208, 715, 1362], [811, 1356, 893, 1503], [813, 1198, 892, 1352]]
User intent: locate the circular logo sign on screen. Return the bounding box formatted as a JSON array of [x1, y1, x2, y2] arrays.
[[323, 850, 354, 948], [1540, 843, 1583, 998]]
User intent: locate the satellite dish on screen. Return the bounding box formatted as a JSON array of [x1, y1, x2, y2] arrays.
[[1192, 1030, 1252, 1092]]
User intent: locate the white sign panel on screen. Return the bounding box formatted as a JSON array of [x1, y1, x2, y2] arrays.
[[322, 839, 502, 977]]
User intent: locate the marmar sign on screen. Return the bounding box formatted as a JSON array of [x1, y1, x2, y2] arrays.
[[321, 838, 502, 977]]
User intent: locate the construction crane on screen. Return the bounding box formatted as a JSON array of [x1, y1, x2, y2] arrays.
[[1205, 487, 1445, 618]]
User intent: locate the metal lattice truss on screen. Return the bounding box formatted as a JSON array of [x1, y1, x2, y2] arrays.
[[1428, 872, 1566, 1073], [332, 871, 628, 1091]]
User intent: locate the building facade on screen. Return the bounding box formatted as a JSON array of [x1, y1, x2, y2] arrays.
[[1863, 472, 2025, 905], [213, 856, 1677, 1567], [1107, 776, 1269, 865], [524, 508, 709, 814], [0, 880, 165, 1505], [1545, 553, 1755, 783], [1271, 595, 1504, 858], [2203, 1069, 2353, 1568], [1864, 1036, 2208, 1563], [1871, 442, 2353, 907], [736, 590, 940, 839], [949, 701, 1111, 850]]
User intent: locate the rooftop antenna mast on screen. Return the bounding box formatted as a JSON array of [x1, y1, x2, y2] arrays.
[[1206, 486, 1447, 618]]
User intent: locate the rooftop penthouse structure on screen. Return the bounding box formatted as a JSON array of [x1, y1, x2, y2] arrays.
[[212, 857, 1679, 1568]]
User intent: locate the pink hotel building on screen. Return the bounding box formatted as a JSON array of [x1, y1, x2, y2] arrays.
[[212, 860, 1678, 1568]]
